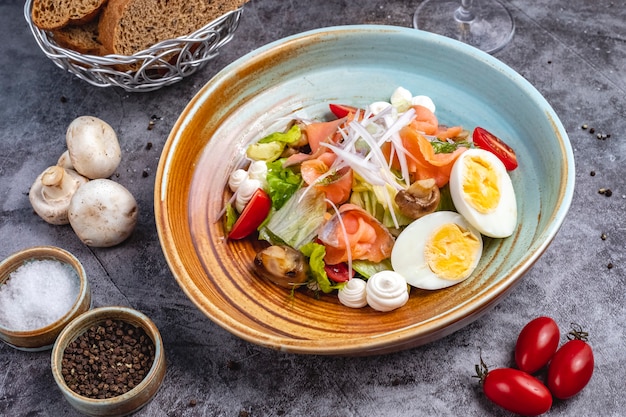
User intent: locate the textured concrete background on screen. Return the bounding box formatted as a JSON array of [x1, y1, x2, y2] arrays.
[[1, 0, 625, 416]]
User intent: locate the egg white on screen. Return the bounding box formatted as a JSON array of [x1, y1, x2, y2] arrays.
[[449, 148, 517, 238], [391, 211, 483, 290]]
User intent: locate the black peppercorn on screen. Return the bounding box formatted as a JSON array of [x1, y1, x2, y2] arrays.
[[61, 319, 155, 399]]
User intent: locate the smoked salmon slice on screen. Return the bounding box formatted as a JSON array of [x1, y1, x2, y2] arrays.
[[300, 152, 353, 205], [383, 125, 467, 188], [318, 204, 395, 265]]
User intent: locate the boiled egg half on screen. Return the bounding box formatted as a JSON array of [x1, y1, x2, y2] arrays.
[[391, 211, 483, 290], [449, 148, 517, 238]]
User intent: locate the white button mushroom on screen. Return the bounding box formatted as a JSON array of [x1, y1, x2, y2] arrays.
[[66, 116, 122, 179], [29, 166, 89, 225], [68, 179, 138, 247], [56, 150, 73, 170], [366, 270, 409, 312]]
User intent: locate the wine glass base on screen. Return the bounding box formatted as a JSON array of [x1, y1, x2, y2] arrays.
[[413, 0, 515, 54]]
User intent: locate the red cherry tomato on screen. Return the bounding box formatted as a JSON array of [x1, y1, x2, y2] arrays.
[[329, 103, 362, 119], [472, 127, 519, 170], [324, 263, 355, 283], [547, 326, 594, 399], [228, 189, 272, 240], [515, 316, 560, 373], [476, 360, 552, 416]]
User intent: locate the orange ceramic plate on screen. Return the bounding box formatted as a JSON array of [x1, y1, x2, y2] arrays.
[[155, 26, 574, 355]]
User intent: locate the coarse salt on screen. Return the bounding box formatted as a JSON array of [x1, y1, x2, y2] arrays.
[[0, 259, 80, 331]]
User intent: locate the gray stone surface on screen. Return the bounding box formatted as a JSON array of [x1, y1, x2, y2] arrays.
[[1, 0, 624, 416]]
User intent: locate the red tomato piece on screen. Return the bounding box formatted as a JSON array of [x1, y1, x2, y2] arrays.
[[481, 368, 552, 416], [324, 263, 355, 283], [515, 316, 560, 374], [472, 127, 519, 170], [228, 189, 272, 240], [328, 103, 362, 119], [547, 338, 594, 399]]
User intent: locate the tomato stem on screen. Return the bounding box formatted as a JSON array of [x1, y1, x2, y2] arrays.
[[473, 351, 489, 385], [567, 322, 589, 342]]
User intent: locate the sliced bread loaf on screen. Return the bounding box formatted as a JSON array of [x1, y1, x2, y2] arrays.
[[50, 20, 108, 55], [98, 0, 247, 56], [32, 0, 108, 30]]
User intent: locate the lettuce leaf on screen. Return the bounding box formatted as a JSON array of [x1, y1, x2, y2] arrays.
[[258, 124, 302, 144], [351, 259, 393, 279], [258, 187, 326, 249], [247, 124, 303, 162], [300, 242, 345, 293], [266, 159, 303, 210]]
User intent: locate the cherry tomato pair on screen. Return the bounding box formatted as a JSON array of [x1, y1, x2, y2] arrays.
[[516, 317, 594, 400], [478, 317, 594, 416]]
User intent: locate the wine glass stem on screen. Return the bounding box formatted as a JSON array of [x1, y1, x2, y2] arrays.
[[455, 0, 476, 23]]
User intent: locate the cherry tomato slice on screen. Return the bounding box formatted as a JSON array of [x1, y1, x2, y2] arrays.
[[547, 338, 594, 399], [329, 103, 362, 119], [515, 316, 560, 374], [472, 127, 518, 170], [482, 368, 552, 416], [228, 189, 272, 240], [324, 263, 355, 283]]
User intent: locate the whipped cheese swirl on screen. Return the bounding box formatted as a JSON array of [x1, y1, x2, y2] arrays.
[[338, 278, 368, 308], [366, 271, 409, 312]]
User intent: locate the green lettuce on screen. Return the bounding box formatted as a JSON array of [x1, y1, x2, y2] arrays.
[[258, 187, 326, 249], [300, 242, 345, 294], [246, 125, 302, 162], [265, 159, 303, 210], [351, 259, 393, 279]]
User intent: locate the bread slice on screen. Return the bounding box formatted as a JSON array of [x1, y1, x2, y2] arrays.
[[31, 0, 108, 30], [98, 0, 247, 56], [50, 20, 108, 55]]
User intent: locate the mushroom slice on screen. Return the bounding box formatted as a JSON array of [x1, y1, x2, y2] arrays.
[[29, 166, 89, 225], [68, 179, 138, 247], [395, 178, 441, 220], [254, 245, 309, 288]]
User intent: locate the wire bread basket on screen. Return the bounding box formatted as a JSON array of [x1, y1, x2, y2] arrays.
[[24, 0, 244, 92]]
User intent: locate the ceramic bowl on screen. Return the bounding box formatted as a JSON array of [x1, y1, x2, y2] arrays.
[[51, 306, 166, 417], [0, 246, 91, 351], [155, 25, 575, 355]]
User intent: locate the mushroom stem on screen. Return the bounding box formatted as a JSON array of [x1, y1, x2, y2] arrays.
[[40, 166, 76, 201], [29, 166, 89, 225]]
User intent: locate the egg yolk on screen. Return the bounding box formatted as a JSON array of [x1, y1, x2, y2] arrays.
[[424, 223, 481, 280], [462, 155, 500, 213]]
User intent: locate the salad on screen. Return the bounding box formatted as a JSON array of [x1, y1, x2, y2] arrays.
[[222, 87, 518, 312]]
